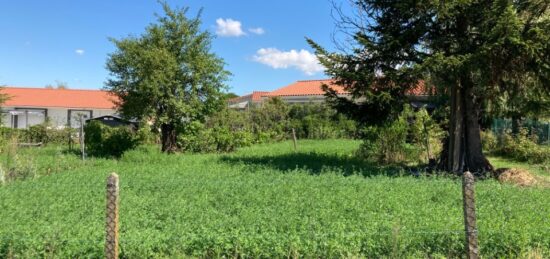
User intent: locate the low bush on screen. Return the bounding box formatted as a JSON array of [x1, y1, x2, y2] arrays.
[[84, 120, 139, 157], [495, 129, 549, 164], [176, 98, 359, 153], [249, 97, 291, 142], [135, 122, 158, 145], [289, 103, 358, 139], [480, 130, 498, 152], [0, 120, 75, 146], [0, 136, 37, 184], [178, 110, 254, 153], [357, 106, 444, 164], [358, 115, 410, 164]]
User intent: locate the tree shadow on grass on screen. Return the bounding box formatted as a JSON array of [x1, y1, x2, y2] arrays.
[[220, 152, 410, 178]]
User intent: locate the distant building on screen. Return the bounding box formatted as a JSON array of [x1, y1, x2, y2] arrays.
[[1, 87, 118, 129], [227, 91, 270, 109], [262, 79, 350, 104], [229, 79, 432, 107]]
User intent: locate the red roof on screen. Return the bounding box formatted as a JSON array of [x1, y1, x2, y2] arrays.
[[406, 80, 430, 96], [250, 91, 270, 101], [228, 91, 270, 104], [266, 79, 429, 97], [2, 87, 117, 109], [266, 79, 347, 97]]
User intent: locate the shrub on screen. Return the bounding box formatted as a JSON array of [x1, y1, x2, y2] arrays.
[[249, 97, 290, 142], [176, 99, 359, 153], [289, 103, 358, 139], [358, 115, 411, 164], [178, 118, 253, 153], [408, 107, 445, 163], [136, 123, 158, 145], [480, 130, 498, 153], [495, 129, 549, 164], [84, 120, 139, 158], [357, 106, 444, 164], [0, 120, 74, 146], [0, 136, 37, 184]]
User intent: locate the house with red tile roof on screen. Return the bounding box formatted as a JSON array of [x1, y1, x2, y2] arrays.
[[230, 79, 431, 107], [227, 91, 270, 109], [1, 87, 118, 129], [263, 79, 349, 104]]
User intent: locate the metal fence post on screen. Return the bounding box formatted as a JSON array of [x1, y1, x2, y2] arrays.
[[106, 173, 119, 259], [462, 171, 479, 259]]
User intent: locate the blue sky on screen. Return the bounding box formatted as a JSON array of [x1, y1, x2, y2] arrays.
[[0, 0, 348, 95]]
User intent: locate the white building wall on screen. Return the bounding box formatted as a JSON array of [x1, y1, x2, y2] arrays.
[[1, 106, 116, 129]]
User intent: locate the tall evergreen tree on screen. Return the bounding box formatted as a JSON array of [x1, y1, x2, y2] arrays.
[[106, 2, 229, 153], [309, 0, 549, 174]]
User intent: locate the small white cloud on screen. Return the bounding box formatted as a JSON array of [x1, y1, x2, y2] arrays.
[[253, 48, 324, 75], [75, 49, 85, 55], [248, 27, 265, 35], [215, 18, 246, 37]]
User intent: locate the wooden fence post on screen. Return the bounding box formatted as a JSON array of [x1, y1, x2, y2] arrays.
[[80, 118, 86, 160], [292, 128, 297, 151], [105, 173, 119, 259], [462, 171, 479, 259]]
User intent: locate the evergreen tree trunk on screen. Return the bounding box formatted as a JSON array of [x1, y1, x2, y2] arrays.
[[160, 123, 177, 153], [440, 80, 494, 174]]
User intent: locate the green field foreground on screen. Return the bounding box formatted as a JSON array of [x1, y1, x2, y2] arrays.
[[0, 140, 549, 258]]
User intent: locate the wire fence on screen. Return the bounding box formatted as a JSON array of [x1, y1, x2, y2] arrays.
[[492, 118, 550, 144], [1, 173, 549, 258]]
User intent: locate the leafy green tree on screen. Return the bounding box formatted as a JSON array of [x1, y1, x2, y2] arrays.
[[45, 80, 69, 89], [309, 0, 549, 173], [0, 86, 10, 125], [106, 2, 229, 153], [489, 75, 550, 133], [222, 92, 239, 100]]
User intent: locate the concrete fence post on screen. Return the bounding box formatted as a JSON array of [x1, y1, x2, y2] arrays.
[[462, 171, 479, 259], [292, 128, 297, 151], [105, 173, 119, 259]]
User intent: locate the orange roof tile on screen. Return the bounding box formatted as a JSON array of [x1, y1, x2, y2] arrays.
[[266, 79, 429, 97], [250, 91, 270, 101], [228, 91, 270, 104], [406, 80, 430, 96], [266, 79, 347, 97], [2, 87, 117, 109]]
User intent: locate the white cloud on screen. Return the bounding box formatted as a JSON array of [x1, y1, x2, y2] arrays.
[[215, 18, 246, 37], [75, 49, 85, 55], [253, 48, 324, 75], [248, 27, 265, 35]]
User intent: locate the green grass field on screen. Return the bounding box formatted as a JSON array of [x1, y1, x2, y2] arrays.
[[0, 140, 549, 258]]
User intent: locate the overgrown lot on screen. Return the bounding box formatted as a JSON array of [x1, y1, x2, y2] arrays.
[[0, 140, 549, 258]]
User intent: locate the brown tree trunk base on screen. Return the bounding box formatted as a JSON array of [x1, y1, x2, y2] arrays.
[[160, 123, 178, 153], [438, 80, 494, 176]]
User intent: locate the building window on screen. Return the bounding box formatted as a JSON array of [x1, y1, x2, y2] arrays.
[[68, 110, 93, 128], [9, 108, 47, 129]]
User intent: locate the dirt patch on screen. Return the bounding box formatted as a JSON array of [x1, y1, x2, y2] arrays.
[[494, 168, 537, 187]]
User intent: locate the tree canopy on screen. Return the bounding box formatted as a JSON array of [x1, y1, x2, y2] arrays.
[[106, 2, 229, 152], [309, 0, 549, 173]]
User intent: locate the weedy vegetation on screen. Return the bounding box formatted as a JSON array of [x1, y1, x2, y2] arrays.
[[0, 140, 549, 258]]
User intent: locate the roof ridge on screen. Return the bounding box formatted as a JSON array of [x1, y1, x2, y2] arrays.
[[3, 86, 107, 92], [296, 79, 333, 82]]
